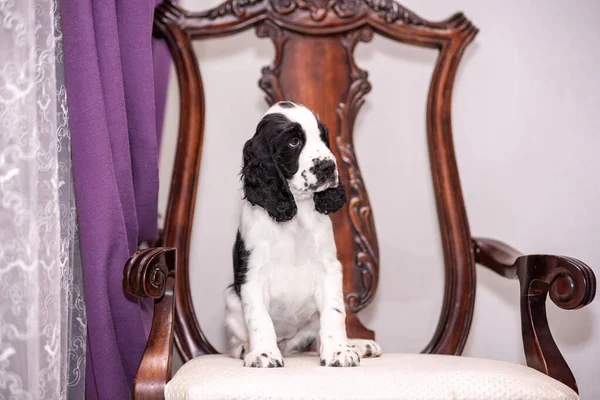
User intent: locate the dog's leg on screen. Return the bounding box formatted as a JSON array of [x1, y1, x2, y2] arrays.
[[240, 277, 284, 368], [316, 261, 360, 367], [278, 317, 319, 356], [224, 286, 249, 359]]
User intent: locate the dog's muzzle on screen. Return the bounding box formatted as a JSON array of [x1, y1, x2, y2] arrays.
[[311, 159, 338, 188]]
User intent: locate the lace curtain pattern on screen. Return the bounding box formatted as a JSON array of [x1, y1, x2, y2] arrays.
[[0, 0, 87, 398]]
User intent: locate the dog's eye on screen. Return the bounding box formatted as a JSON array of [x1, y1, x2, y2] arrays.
[[288, 138, 302, 149]]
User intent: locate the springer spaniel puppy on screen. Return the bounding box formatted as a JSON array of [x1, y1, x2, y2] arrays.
[[225, 101, 382, 368]]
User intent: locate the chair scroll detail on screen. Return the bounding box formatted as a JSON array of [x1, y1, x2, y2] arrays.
[[335, 26, 379, 318], [123, 247, 177, 400], [473, 237, 596, 394]]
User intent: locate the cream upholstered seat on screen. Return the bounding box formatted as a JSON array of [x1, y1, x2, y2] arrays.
[[165, 353, 578, 400]]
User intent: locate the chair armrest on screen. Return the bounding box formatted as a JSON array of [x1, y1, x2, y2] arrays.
[[472, 237, 596, 394], [123, 247, 177, 400]]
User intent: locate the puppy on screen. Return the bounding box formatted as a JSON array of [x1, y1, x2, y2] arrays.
[[225, 101, 382, 368]]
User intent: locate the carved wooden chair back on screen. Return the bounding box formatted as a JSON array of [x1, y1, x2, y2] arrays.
[[154, 0, 478, 363]]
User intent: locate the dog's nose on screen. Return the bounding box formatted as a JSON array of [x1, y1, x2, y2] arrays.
[[313, 159, 337, 182]]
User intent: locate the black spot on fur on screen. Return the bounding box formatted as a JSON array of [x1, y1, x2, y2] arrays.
[[310, 158, 336, 187], [320, 359, 326, 366], [318, 120, 331, 148], [231, 231, 250, 296], [336, 351, 341, 356], [365, 344, 373, 357], [261, 353, 268, 358], [332, 360, 341, 367], [333, 308, 342, 314], [268, 362, 275, 368], [313, 117, 347, 214], [314, 178, 347, 215], [276, 359, 284, 367], [278, 101, 295, 108], [241, 113, 306, 222], [240, 346, 246, 358]]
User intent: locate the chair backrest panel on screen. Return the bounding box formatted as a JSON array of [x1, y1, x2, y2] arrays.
[[258, 23, 380, 340], [154, 0, 478, 361]]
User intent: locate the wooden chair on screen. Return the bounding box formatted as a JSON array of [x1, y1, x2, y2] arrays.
[[123, 1, 596, 399]]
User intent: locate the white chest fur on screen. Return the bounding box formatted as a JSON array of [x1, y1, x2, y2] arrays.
[[240, 198, 337, 337]]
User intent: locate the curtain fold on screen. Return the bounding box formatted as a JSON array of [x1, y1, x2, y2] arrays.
[[0, 0, 86, 398], [60, 0, 170, 398]]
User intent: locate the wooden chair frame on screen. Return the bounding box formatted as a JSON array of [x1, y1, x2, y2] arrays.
[[123, 1, 596, 398]]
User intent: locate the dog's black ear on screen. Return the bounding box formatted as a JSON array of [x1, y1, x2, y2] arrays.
[[314, 178, 347, 215], [241, 135, 297, 222], [315, 121, 346, 214]]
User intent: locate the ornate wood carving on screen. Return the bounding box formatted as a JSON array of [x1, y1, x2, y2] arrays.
[[269, 0, 369, 22], [203, 0, 263, 19], [473, 237, 596, 394], [123, 247, 177, 400], [198, 0, 425, 24], [363, 0, 424, 24], [336, 27, 379, 313], [256, 21, 288, 105], [180, 0, 445, 39]]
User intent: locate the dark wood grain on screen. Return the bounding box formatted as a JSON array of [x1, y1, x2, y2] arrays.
[[256, 22, 383, 339], [123, 247, 177, 400], [154, 2, 218, 361], [473, 237, 596, 394]]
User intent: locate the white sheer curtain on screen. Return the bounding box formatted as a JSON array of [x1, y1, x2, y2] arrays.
[[0, 0, 87, 399]]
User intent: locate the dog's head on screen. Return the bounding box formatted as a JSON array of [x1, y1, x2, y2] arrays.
[[241, 101, 347, 222]]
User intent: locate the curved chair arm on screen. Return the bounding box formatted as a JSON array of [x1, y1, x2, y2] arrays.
[[123, 247, 177, 400], [472, 237, 596, 394]]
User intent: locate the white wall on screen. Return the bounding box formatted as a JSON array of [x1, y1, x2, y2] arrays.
[[159, 0, 600, 397]]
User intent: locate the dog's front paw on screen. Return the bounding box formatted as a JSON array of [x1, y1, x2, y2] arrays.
[[243, 348, 284, 368], [348, 339, 382, 358], [320, 343, 360, 367]]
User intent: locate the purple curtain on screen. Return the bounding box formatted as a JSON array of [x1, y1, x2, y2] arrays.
[[61, 0, 171, 398]]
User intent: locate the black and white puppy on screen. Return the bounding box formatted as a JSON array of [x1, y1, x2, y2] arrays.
[[225, 101, 382, 368]]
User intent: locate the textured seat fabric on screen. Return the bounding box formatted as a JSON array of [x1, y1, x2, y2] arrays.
[[165, 353, 578, 400]]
